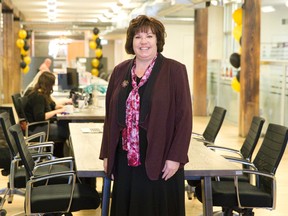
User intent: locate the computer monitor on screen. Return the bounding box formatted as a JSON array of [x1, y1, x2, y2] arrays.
[[58, 68, 79, 91], [57, 73, 69, 91], [67, 67, 79, 90]]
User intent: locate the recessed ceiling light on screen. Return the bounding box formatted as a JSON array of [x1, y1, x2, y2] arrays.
[[211, 0, 218, 6], [261, 6, 275, 13]]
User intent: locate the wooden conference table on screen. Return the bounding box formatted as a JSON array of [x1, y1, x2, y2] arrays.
[[68, 123, 243, 216], [57, 105, 105, 122]]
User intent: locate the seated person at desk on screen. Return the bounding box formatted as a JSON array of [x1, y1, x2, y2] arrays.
[[25, 71, 69, 157], [22, 58, 72, 106]]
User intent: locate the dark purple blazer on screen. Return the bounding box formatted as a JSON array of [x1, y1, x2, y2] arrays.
[[100, 54, 193, 180]]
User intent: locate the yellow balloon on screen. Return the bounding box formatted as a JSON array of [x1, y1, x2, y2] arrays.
[[238, 47, 242, 54], [91, 68, 99, 77], [89, 40, 97, 50], [16, 39, 25, 48], [23, 56, 31, 65], [232, 24, 242, 42], [95, 48, 103, 58], [18, 29, 27, 39], [92, 34, 99, 41], [91, 58, 100, 68], [22, 65, 30, 74], [21, 48, 29, 56], [231, 77, 240, 92], [232, 8, 242, 25]]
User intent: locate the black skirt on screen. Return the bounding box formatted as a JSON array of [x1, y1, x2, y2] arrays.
[[110, 129, 185, 216]]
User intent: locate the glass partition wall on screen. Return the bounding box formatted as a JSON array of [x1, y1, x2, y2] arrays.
[[207, 3, 288, 127], [260, 61, 288, 127], [207, 2, 240, 124]]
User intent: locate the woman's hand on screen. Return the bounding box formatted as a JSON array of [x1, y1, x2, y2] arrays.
[[162, 160, 180, 181], [45, 107, 65, 120], [103, 158, 108, 173], [103, 158, 114, 179], [55, 107, 65, 114]]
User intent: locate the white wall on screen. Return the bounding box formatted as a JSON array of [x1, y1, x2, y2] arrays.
[[208, 6, 224, 60], [162, 24, 194, 94], [261, 6, 288, 43]]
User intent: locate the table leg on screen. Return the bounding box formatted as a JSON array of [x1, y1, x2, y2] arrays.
[[201, 176, 213, 216], [101, 177, 111, 216]]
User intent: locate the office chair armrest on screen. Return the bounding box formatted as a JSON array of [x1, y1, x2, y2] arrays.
[[26, 120, 50, 127], [234, 170, 276, 209], [206, 145, 243, 158], [27, 142, 55, 154], [34, 156, 74, 171], [193, 137, 214, 145], [19, 117, 26, 122], [25, 120, 50, 141], [242, 169, 275, 179], [31, 153, 54, 161], [224, 156, 257, 170], [25, 132, 47, 143], [26, 171, 77, 214], [29, 170, 76, 183], [14, 153, 53, 164], [192, 132, 204, 139]]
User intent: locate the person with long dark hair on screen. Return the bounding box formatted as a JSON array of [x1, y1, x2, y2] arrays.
[[25, 71, 69, 157]]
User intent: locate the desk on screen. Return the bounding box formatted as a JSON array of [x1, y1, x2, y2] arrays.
[[57, 106, 105, 122], [69, 123, 242, 216], [185, 142, 242, 215], [68, 123, 109, 216]]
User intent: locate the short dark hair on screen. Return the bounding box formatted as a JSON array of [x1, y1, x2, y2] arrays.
[[125, 15, 166, 55]]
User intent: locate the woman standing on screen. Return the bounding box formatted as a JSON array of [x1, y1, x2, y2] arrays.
[[100, 15, 192, 216]]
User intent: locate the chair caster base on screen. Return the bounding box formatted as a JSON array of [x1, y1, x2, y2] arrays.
[[0, 209, 7, 216]]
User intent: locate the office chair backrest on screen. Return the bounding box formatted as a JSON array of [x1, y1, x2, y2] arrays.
[[202, 106, 226, 142], [0, 106, 16, 125], [18, 96, 29, 121], [11, 93, 25, 119], [0, 112, 18, 157], [9, 124, 35, 177], [240, 116, 265, 161], [0, 109, 14, 173], [253, 123, 288, 191]]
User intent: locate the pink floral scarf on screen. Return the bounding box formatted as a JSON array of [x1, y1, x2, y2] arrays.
[[122, 56, 157, 166]]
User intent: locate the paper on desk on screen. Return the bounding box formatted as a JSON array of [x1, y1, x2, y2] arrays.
[[81, 127, 103, 133]]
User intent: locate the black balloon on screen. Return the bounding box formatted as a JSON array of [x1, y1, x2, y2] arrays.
[[236, 70, 240, 82], [93, 27, 100, 35], [20, 61, 27, 69], [96, 37, 101, 46], [98, 63, 103, 70], [229, 53, 241, 68], [26, 30, 32, 39], [23, 41, 30, 51]]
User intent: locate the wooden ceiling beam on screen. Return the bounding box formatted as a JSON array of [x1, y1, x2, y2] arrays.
[[1, 0, 25, 20]]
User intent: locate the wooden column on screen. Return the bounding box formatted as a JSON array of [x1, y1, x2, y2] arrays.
[[13, 20, 22, 96], [2, 10, 15, 104], [2, 3, 22, 104], [0, 4, 3, 104], [193, 8, 208, 116], [239, 0, 261, 136]]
